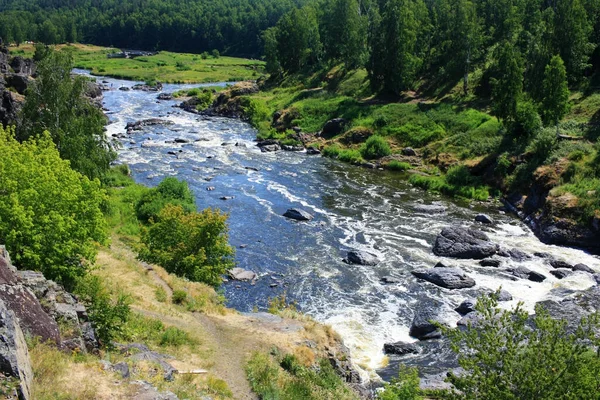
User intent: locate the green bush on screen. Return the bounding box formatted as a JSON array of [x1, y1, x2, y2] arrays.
[[338, 149, 363, 163], [241, 97, 270, 128], [139, 204, 235, 287], [391, 123, 445, 147], [75, 275, 131, 348], [159, 326, 193, 346], [378, 366, 423, 400], [0, 128, 108, 290], [361, 135, 391, 159], [135, 177, 196, 223], [513, 100, 542, 138], [441, 292, 600, 399], [386, 160, 411, 171], [322, 145, 342, 158], [172, 289, 188, 304], [195, 90, 214, 111], [211, 49, 220, 58]]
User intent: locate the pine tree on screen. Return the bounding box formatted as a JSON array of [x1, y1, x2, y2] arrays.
[[541, 55, 570, 133], [491, 42, 523, 125]]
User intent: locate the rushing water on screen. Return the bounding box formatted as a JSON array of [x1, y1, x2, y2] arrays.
[[82, 70, 600, 381]]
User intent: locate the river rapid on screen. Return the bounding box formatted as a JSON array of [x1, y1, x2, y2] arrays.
[[83, 70, 600, 382]]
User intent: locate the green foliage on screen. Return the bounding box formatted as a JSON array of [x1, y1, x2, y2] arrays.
[[360, 135, 391, 159], [491, 42, 523, 124], [246, 352, 358, 400], [513, 100, 542, 138], [159, 326, 193, 347], [0, 127, 107, 290], [378, 365, 423, 400], [409, 166, 491, 201], [275, 6, 322, 73], [441, 292, 600, 399], [211, 49, 220, 58], [135, 177, 196, 223], [118, 313, 197, 348], [386, 160, 411, 171], [17, 48, 116, 180], [75, 275, 131, 347], [391, 122, 445, 147], [320, 0, 367, 69], [195, 90, 214, 111], [139, 204, 235, 287], [338, 149, 363, 163], [172, 289, 188, 304], [541, 55, 571, 127]]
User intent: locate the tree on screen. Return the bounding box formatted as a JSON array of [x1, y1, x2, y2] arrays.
[[491, 42, 523, 125], [369, 0, 421, 94], [320, 0, 366, 69], [139, 204, 235, 287], [17, 48, 116, 180], [552, 0, 593, 82], [0, 127, 108, 290], [441, 292, 600, 399], [276, 6, 322, 73], [262, 26, 281, 75], [541, 55, 570, 132]]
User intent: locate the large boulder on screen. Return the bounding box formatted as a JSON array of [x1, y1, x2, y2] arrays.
[[409, 299, 446, 340], [9, 57, 35, 76], [510, 266, 546, 282], [573, 263, 594, 274], [320, 118, 347, 138], [228, 268, 257, 282], [343, 251, 379, 266], [412, 266, 476, 289], [283, 208, 314, 221], [383, 341, 419, 356], [0, 299, 33, 400], [475, 214, 494, 224], [433, 226, 498, 259], [5, 74, 29, 95]]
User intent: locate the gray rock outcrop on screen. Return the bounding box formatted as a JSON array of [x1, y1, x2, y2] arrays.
[[433, 226, 498, 259], [412, 265, 476, 289], [283, 208, 314, 221], [343, 251, 379, 266]]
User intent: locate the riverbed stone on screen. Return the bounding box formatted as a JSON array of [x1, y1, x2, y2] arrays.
[[381, 276, 401, 284], [383, 341, 419, 356], [321, 118, 347, 138], [433, 226, 498, 259], [550, 269, 573, 280], [475, 214, 494, 224], [344, 251, 379, 266], [510, 266, 546, 282], [228, 268, 257, 281], [479, 259, 501, 267], [455, 299, 476, 315], [573, 263, 594, 274], [413, 204, 446, 214], [550, 260, 573, 270], [283, 208, 313, 221], [508, 248, 531, 262], [409, 299, 446, 340], [412, 267, 476, 289]]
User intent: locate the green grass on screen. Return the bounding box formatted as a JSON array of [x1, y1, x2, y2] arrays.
[[245, 351, 358, 400], [385, 160, 412, 171], [118, 312, 197, 349], [11, 43, 265, 83]]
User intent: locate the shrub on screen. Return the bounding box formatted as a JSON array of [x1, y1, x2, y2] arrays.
[[195, 90, 214, 111], [242, 97, 269, 128], [378, 366, 423, 400], [75, 275, 130, 347], [391, 123, 445, 147], [338, 149, 363, 163], [322, 145, 342, 158], [172, 289, 188, 304], [513, 100, 542, 138], [386, 160, 411, 171], [441, 292, 600, 399], [211, 49, 220, 58], [139, 204, 235, 287], [135, 177, 196, 223], [527, 128, 557, 164], [159, 326, 193, 346], [0, 128, 107, 290], [361, 135, 391, 159], [201, 51, 209, 60]]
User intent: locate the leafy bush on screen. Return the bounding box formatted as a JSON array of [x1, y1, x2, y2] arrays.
[[386, 160, 411, 171], [322, 145, 342, 158], [378, 366, 423, 400], [139, 204, 235, 287], [159, 326, 193, 346], [75, 275, 130, 347], [172, 289, 188, 304], [241, 97, 270, 128], [511, 100, 542, 138], [441, 292, 600, 399], [361, 135, 391, 159], [391, 123, 446, 147], [0, 128, 107, 290], [527, 128, 557, 164], [338, 149, 363, 163], [135, 177, 196, 223], [211, 49, 220, 58], [195, 90, 214, 110]]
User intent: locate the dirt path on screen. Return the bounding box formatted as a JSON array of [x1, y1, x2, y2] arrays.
[[97, 238, 318, 400]]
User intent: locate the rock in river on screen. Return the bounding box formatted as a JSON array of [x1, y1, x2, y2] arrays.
[[383, 341, 419, 356], [510, 266, 546, 282], [409, 299, 446, 340], [283, 208, 313, 221], [412, 266, 476, 289], [433, 226, 498, 259], [228, 268, 257, 281], [343, 250, 379, 266], [475, 214, 494, 224]]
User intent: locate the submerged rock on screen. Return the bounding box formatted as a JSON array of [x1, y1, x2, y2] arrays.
[[550, 260, 573, 270], [433, 226, 498, 259], [550, 269, 573, 280], [479, 259, 501, 267], [343, 250, 379, 266], [283, 208, 313, 221], [412, 266, 476, 289]]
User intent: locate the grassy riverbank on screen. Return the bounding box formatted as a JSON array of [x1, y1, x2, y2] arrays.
[[9, 43, 265, 83], [228, 66, 600, 230]]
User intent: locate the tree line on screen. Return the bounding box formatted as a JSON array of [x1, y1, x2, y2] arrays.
[[265, 1, 598, 98], [0, 0, 308, 57]]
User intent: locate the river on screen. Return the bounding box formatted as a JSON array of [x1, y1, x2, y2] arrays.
[[82, 70, 600, 381]]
